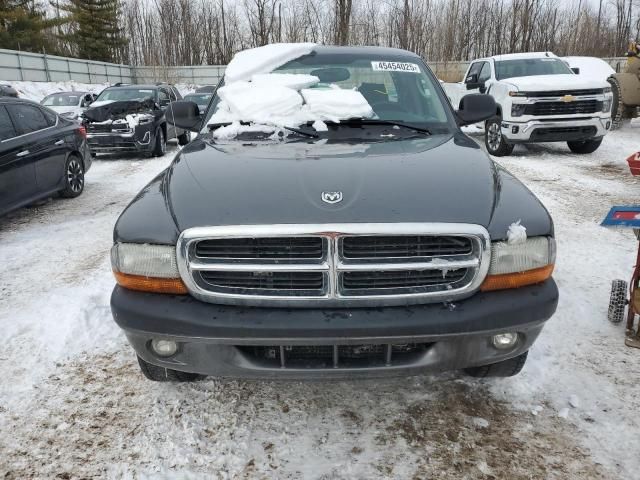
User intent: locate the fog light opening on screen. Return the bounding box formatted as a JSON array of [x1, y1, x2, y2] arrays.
[[151, 339, 178, 357], [491, 333, 519, 350]]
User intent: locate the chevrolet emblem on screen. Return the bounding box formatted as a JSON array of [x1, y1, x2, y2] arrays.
[[561, 94, 575, 103]]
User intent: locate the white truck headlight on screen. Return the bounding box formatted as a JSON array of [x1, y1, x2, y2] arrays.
[[511, 103, 527, 117], [482, 237, 555, 291], [111, 243, 187, 294], [603, 96, 612, 113]]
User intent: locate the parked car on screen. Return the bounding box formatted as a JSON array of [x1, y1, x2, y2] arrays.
[[41, 91, 97, 120], [82, 83, 189, 156], [0, 84, 19, 98], [183, 92, 213, 114], [109, 44, 558, 382], [0, 97, 91, 216], [454, 52, 612, 156], [195, 85, 216, 93]]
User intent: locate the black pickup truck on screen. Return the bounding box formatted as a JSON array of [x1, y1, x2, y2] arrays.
[[110, 46, 558, 382]]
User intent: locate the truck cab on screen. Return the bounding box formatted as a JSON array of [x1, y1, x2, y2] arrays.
[[461, 52, 612, 156]]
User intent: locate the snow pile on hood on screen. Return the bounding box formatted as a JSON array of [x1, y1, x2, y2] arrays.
[[301, 88, 374, 123], [507, 220, 527, 245], [250, 73, 320, 89], [224, 43, 317, 84], [209, 75, 374, 138], [216, 82, 304, 125], [562, 56, 615, 82]]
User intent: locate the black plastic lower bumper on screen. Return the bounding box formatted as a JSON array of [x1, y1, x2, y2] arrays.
[[111, 280, 558, 378]]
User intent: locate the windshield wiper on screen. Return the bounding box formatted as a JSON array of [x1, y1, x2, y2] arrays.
[[208, 122, 318, 138], [329, 119, 431, 135]]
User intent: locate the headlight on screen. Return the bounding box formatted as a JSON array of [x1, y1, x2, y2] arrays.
[[111, 243, 187, 294], [511, 103, 527, 117], [603, 86, 612, 94], [603, 96, 612, 113], [137, 115, 153, 125], [481, 237, 555, 291]]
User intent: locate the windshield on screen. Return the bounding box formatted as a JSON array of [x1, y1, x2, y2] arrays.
[[185, 93, 212, 107], [203, 51, 451, 137], [495, 58, 573, 80], [96, 88, 156, 102], [42, 93, 81, 107]]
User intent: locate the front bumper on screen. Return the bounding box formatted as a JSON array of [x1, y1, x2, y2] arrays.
[[87, 128, 153, 155], [501, 116, 610, 143], [111, 279, 558, 379]]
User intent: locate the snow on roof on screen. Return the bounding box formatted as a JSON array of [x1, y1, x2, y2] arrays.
[[489, 52, 558, 61], [224, 43, 317, 83], [562, 56, 615, 82], [251, 73, 320, 90]]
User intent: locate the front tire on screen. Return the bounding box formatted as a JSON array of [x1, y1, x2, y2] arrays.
[[608, 76, 635, 130], [152, 127, 166, 157], [137, 355, 205, 382], [464, 351, 528, 378], [485, 117, 514, 156], [567, 138, 602, 154], [60, 155, 85, 198]]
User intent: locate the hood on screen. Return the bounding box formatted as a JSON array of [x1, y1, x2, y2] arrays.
[[163, 133, 502, 232], [83, 98, 158, 122], [504, 74, 609, 91]]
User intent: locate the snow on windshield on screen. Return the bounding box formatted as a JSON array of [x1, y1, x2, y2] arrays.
[[224, 43, 317, 84], [209, 76, 374, 139], [209, 43, 375, 139]]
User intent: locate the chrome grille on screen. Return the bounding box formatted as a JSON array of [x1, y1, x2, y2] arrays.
[[177, 223, 491, 307], [524, 100, 601, 116]]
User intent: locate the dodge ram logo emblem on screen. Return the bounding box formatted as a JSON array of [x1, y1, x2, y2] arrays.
[[322, 191, 343, 204]]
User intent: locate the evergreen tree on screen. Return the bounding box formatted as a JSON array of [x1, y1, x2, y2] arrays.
[[57, 0, 127, 63], [0, 1, 54, 52]]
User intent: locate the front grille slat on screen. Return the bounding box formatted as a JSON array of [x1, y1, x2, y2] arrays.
[[342, 269, 467, 290], [200, 271, 324, 291], [342, 235, 473, 259], [525, 88, 603, 97], [196, 237, 324, 260], [524, 100, 601, 116]]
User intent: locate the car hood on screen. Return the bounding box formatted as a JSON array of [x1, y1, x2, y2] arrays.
[[83, 99, 159, 122], [504, 74, 609, 91], [164, 133, 503, 232], [48, 105, 81, 115]]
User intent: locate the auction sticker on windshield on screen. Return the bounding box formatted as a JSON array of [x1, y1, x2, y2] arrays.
[[371, 61, 420, 73]]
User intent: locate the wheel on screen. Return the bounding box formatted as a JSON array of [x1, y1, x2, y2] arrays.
[[177, 131, 190, 146], [464, 351, 528, 378], [60, 155, 85, 198], [608, 279, 628, 324], [152, 127, 166, 157], [136, 355, 205, 382], [607, 76, 636, 130], [485, 117, 514, 156], [567, 138, 603, 154]]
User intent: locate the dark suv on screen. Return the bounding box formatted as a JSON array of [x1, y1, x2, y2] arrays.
[[1, 97, 91, 216], [110, 46, 558, 382], [83, 84, 189, 156]]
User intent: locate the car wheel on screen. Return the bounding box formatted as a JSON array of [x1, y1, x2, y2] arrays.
[[567, 138, 602, 154], [152, 127, 166, 157], [177, 131, 190, 146], [608, 279, 628, 324], [607, 76, 635, 129], [485, 117, 514, 157], [60, 155, 85, 198], [464, 351, 528, 378], [137, 355, 205, 382]]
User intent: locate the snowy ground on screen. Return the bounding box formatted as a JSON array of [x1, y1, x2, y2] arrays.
[[1, 111, 640, 477]]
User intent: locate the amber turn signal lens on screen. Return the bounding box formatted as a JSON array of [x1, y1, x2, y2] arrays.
[[113, 270, 188, 294], [480, 264, 554, 292]]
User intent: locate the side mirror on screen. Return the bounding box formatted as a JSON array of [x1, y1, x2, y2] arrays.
[[456, 94, 496, 126], [166, 101, 202, 131], [571, 67, 580, 74]]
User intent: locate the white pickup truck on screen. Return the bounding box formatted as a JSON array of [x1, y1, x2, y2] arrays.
[[444, 52, 613, 156]]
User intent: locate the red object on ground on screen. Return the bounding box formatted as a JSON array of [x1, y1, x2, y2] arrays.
[[626, 152, 640, 176]]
